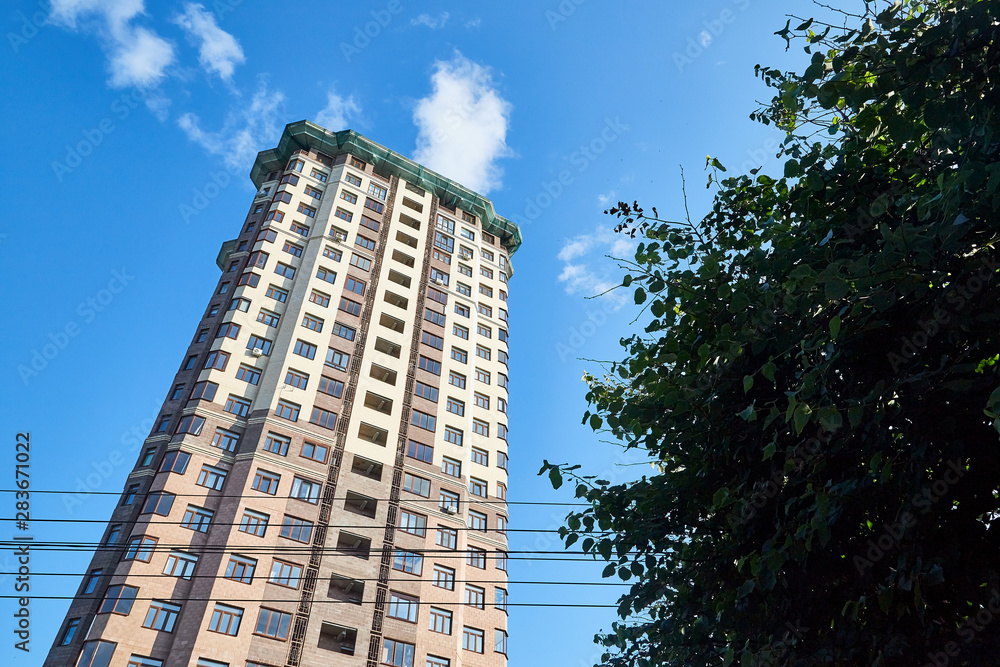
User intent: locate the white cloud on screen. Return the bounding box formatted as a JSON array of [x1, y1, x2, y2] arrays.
[[411, 12, 450, 29], [699, 30, 713, 47], [173, 3, 245, 81], [557, 226, 636, 307], [315, 90, 362, 131], [49, 0, 175, 89], [178, 77, 286, 171], [464, 17, 482, 28], [412, 52, 512, 194], [597, 190, 617, 207]]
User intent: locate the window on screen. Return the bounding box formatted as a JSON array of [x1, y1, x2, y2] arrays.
[[236, 365, 261, 385], [497, 514, 508, 534], [268, 560, 303, 588], [105, 524, 122, 545], [285, 369, 309, 390], [461, 228, 476, 241], [247, 334, 273, 355], [439, 490, 460, 512], [495, 629, 508, 655], [313, 168, 329, 182], [480, 266, 493, 278], [471, 447, 488, 466], [368, 182, 387, 199], [434, 231, 454, 253], [140, 447, 156, 467], [326, 349, 350, 370], [414, 381, 438, 402], [275, 262, 299, 280], [309, 290, 330, 307], [403, 473, 431, 497], [476, 345, 491, 361], [340, 190, 358, 204], [446, 397, 465, 417], [495, 587, 508, 612], [124, 536, 156, 562], [476, 368, 491, 384], [163, 550, 198, 578], [436, 215, 455, 234], [350, 253, 372, 270], [498, 373, 509, 389], [467, 547, 487, 569], [496, 550, 508, 571], [333, 322, 356, 340], [444, 427, 463, 446], [345, 276, 366, 296], [155, 415, 171, 432], [316, 266, 336, 284], [478, 303, 493, 317], [469, 510, 487, 532], [436, 526, 457, 550], [206, 304, 220, 318], [429, 608, 452, 635], [470, 478, 487, 498], [411, 410, 436, 432], [459, 246, 474, 260], [239, 509, 269, 537], [433, 565, 455, 590], [360, 214, 380, 232], [310, 407, 338, 430], [427, 286, 448, 305], [479, 285, 493, 298], [427, 657, 450, 667], [143, 601, 180, 632], [204, 350, 230, 371], [252, 470, 280, 495], [77, 640, 117, 667], [456, 282, 471, 297], [392, 550, 423, 575], [237, 272, 260, 288], [474, 393, 490, 410], [497, 482, 507, 500], [382, 639, 415, 667], [387, 593, 419, 622], [280, 516, 314, 543], [339, 297, 362, 316], [297, 203, 317, 218], [323, 245, 342, 261], [454, 303, 470, 318], [197, 465, 227, 491], [224, 555, 256, 584], [290, 221, 310, 236], [100, 584, 138, 615], [422, 331, 444, 349], [319, 376, 344, 397], [170, 383, 186, 401], [355, 234, 376, 251], [418, 356, 442, 375], [141, 492, 175, 516], [463, 627, 485, 653], [472, 420, 489, 437], [465, 584, 485, 608], [407, 439, 433, 463], [451, 348, 467, 364], [208, 604, 243, 636], [83, 569, 102, 594], [59, 618, 80, 646], [301, 441, 329, 463], [433, 249, 451, 265], [334, 207, 353, 222], [255, 608, 292, 640], [498, 349, 509, 366], [350, 156, 366, 169], [425, 307, 446, 326], [453, 324, 469, 340], [257, 308, 280, 326], [181, 505, 214, 532], [364, 197, 384, 214], [264, 432, 290, 456], [398, 509, 427, 537], [293, 340, 317, 359], [189, 380, 219, 402], [344, 172, 361, 186], [458, 264, 472, 278], [441, 457, 461, 478], [122, 484, 140, 506], [258, 227, 278, 243], [224, 395, 251, 418], [282, 169, 301, 182], [176, 413, 207, 436], [265, 285, 288, 302], [449, 371, 466, 389], [291, 477, 321, 503], [498, 423, 508, 441]]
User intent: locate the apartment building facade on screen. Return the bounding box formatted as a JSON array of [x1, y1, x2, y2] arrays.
[[45, 121, 521, 667]]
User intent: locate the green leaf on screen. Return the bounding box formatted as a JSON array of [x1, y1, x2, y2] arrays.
[[713, 487, 730, 509], [634, 287, 646, 304], [762, 361, 777, 383], [590, 414, 603, 431], [739, 403, 757, 421], [622, 275, 633, 287], [763, 442, 777, 460], [829, 315, 841, 340], [743, 375, 754, 393], [817, 406, 843, 432], [793, 403, 812, 434], [548, 467, 563, 490]]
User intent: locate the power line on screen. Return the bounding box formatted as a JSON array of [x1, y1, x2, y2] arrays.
[[0, 488, 588, 506], [0, 518, 587, 533], [0, 595, 620, 607], [0, 572, 628, 585]]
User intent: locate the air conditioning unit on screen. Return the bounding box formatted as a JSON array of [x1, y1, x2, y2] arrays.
[[252, 347, 264, 357], [331, 237, 344, 245], [431, 277, 444, 285], [442, 506, 457, 515]]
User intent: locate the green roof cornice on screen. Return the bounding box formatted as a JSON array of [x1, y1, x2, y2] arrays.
[[251, 121, 522, 255]]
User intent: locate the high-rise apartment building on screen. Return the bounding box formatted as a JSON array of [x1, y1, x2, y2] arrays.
[[46, 121, 521, 667]]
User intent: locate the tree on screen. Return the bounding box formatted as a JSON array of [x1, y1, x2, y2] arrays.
[[541, 1, 1000, 664]]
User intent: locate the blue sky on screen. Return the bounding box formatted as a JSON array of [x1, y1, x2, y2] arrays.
[[2, 0, 856, 664]]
